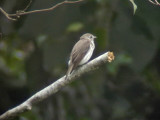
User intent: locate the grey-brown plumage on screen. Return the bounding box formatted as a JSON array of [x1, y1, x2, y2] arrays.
[[65, 33, 96, 80]]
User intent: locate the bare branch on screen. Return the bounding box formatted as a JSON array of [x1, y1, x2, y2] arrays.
[[0, 0, 84, 21], [23, 0, 32, 11], [155, 0, 160, 5], [148, 0, 160, 5], [0, 7, 16, 20], [0, 51, 115, 120]]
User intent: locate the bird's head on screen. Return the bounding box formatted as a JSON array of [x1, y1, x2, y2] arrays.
[[80, 33, 97, 41]]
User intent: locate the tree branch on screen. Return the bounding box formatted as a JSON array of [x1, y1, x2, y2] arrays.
[[0, 51, 115, 120], [0, 0, 84, 21]]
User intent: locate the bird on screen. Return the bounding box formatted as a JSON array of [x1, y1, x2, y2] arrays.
[[65, 33, 96, 80]]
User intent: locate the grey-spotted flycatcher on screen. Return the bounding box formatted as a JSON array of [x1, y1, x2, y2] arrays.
[[66, 33, 96, 80]]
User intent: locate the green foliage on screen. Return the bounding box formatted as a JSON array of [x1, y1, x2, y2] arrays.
[[0, 34, 26, 87]]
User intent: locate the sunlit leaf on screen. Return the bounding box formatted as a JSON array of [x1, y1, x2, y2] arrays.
[[129, 0, 137, 14], [67, 22, 84, 32]]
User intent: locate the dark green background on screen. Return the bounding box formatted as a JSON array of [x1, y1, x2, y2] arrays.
[[0, 0, 160, 120]]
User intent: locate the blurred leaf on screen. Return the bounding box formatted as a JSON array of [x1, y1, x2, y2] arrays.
[[107, 53, 132, 75], [145, 68, 160, 92], [0, 56, 9, 73], [20, 109, 42, 120], [36, 35, 47, 47], [66, 22, 84, 32], [129, 0, 137, 14], [13, 50, 25, 60]]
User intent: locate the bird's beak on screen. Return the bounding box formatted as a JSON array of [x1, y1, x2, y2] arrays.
[[94, 36, 97, 38]]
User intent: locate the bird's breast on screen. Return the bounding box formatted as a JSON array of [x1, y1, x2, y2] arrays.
[[79, 40, 95, 65]]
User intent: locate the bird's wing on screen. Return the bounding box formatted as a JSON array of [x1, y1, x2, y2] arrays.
[[70, 39, 90, 68], [66, 39, 90, 80]]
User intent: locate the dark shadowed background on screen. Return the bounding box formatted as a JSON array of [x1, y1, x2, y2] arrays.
[[0, 0, 160, 120]]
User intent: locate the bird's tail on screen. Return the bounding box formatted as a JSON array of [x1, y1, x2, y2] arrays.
[[65, 64, 74, 80]]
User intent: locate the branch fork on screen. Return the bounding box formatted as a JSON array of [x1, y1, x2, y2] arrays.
[[0, 0, 84, 21]]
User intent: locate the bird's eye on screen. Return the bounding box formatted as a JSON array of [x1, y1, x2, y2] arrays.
[[89, 35, 93, 39]]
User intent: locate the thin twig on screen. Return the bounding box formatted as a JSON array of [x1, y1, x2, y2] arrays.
[[0, 7, 16, 20], [0, 51, 115, 120], [0, 0, 84, 21], [148, 0, 160, 5], [23, 0, 32, 11]]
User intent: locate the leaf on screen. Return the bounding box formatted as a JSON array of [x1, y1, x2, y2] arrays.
[[67, 22, 84, 32], [129, 0, 137, 14]]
